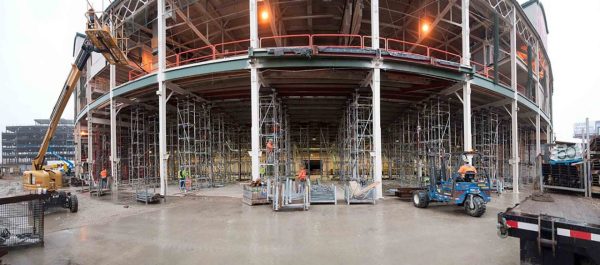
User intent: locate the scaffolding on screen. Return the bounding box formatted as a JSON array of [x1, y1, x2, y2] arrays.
[[197, 103, 212, 188], [472, 109, 499, 184], [338, 93, 373, 183], [129, 106, 159, 201], [260, 91, 307, 210], [337, 92, 376, 204]]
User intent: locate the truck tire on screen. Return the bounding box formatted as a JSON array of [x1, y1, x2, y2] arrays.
[[413, 191, 429, 208], [465, 195, 485, 217], [69, 195, 78, 213]]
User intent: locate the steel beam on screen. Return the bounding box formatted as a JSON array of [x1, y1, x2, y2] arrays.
[[409, 0, 457, 53], [168, 0, 211, 46]]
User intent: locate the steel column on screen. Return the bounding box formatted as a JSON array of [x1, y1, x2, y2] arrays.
[[510, 9, 519, 193], [250, 0, 259, 48], [110, 64, 118, 190], [87, 111, 93, 185], [157, 0, 168, 196], [534, 42, 542, 192], [585, 118, 591, 197], [461, 0, 470, 65], [462, 0, 472, 160], [371, 0, 382, 198], [250, 0, 260, 181]]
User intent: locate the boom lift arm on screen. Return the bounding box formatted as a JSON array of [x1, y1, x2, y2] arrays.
[[31, 8, 128, 171], [31, 40, 95, 170]]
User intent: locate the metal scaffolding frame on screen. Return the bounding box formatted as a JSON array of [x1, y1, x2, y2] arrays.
[[338, 92, 373, 183], [472, 109, 499, 184], [129, 106, 159, 197]]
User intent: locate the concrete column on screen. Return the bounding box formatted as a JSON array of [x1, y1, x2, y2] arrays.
[[250, 0, 260, 181], [109, 64, 118, 190], [510, 9, 519, 193], [157, 0, 168, 196], [371, 0, 382, 198], [461, 0, 472, 159]]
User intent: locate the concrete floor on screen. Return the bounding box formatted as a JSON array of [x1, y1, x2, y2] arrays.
[[4, 183, 526, 265]]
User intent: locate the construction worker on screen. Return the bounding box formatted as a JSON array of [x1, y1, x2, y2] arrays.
[[100, 168, 108, 189], [178, 168, 188, 192], [259, 165, 266, 180], [266, 139, 274, 163], [296, 165, 307, 182], [87, 9, 95, 29], [457, 161, 477, 182]]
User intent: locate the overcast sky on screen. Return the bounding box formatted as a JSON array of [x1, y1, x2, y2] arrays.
[[0, 0, 598, 159]]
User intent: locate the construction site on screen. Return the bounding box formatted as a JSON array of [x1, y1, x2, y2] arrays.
[[1, 0, 599, 264]]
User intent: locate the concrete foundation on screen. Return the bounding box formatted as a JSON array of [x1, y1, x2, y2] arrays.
[[5, 185, 524, 265]]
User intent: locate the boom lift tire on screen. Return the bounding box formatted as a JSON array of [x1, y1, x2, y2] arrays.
[[413, 190, 429, 208], [69, 194, 78, 213], [464, 195, 485, 217]]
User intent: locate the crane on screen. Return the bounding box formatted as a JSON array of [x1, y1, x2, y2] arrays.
[[22, 8, 128, 213]]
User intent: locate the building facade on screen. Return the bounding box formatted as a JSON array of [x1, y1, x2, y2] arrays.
[[73, 0, 554, 197], [573, 121, 600, 139], [1, 119, 74, 171]]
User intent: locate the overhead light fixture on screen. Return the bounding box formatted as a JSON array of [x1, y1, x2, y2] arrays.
[[260, 9, 270, 22], [421, 20, 431, 34]]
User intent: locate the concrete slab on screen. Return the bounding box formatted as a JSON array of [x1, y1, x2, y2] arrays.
[[3, 187, 525, 265]]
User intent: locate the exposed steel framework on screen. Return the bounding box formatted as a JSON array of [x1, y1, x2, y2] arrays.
[[72, 0, 564, 199]]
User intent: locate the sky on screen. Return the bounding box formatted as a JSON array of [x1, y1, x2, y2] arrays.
[[0, 0, 599, 159]]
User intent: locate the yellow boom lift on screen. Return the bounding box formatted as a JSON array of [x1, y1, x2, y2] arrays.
[[22, 9, 128, 212]]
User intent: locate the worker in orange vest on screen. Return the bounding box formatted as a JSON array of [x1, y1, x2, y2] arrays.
[[266, 139, 274, 163], [457, 161, 477, 182], [100, 168, 108, 189], [296, 165, 307, 182]]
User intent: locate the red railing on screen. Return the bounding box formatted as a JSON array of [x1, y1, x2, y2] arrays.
[[126, 34, 529, 99], [312, 34, 364, 48], [214, 39, 251, 58], [363, 36, 386, 49], [260, 34, 311, 48]]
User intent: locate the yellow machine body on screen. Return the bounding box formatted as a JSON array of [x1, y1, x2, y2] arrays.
[[22, 169, 63, 192]]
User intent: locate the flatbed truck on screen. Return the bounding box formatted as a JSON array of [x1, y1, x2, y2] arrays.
[[497, 193, 600, 264]]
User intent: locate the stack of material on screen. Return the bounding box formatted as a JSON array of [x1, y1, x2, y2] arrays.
[[542, 164, 581, 189], [0, 194, 45, 248], [242, 184, 269, 206], [344, 181, 378, 205], [590, 137, 600, 188], [273, 178, 310, 211], [135, 191, 160, 203], [310, 184, 336, 204]]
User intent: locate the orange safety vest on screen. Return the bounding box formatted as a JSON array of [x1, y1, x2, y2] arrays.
[[101, 169, 108, 179], [297, 169, 307, 181], [458, 165, 477, 175]]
